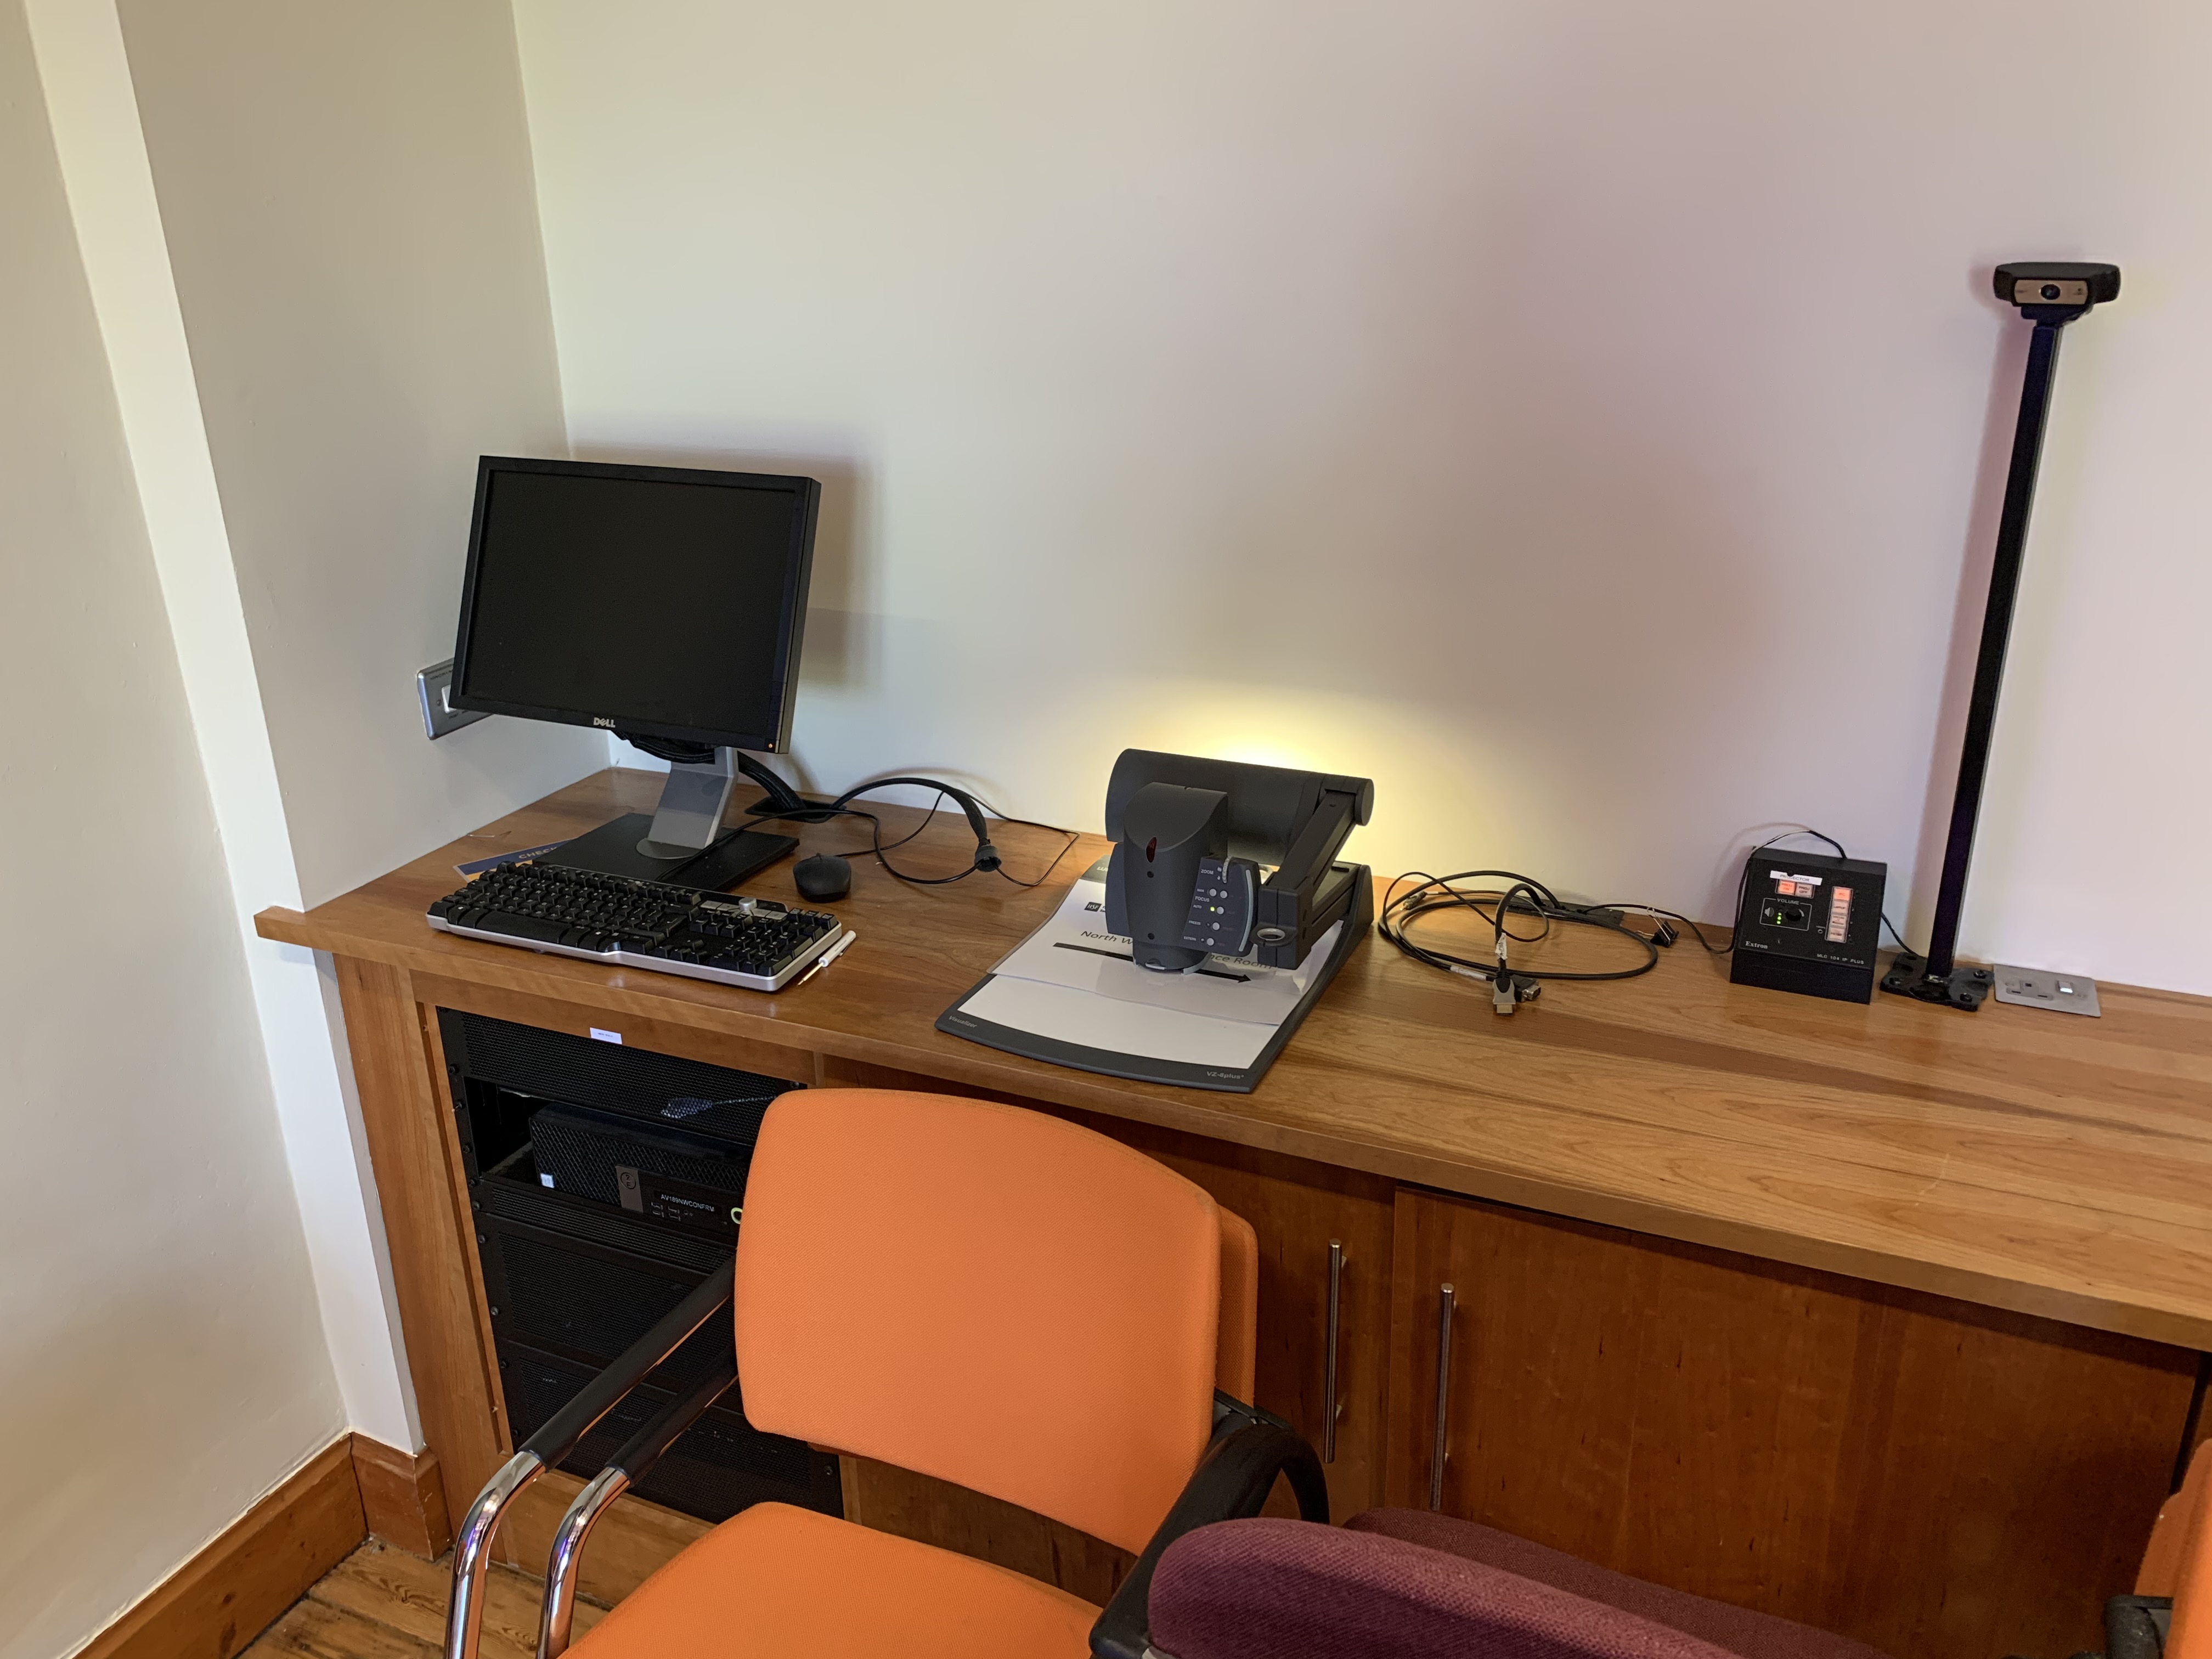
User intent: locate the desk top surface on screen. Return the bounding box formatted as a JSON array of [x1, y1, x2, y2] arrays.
[[259, 769, 2212, 1350]]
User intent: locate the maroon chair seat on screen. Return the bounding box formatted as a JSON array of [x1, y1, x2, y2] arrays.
[[1146, 1512, 1890, 1659]]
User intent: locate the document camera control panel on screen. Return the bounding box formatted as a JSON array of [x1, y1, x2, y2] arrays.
[[1178, 856, 1258, 958]]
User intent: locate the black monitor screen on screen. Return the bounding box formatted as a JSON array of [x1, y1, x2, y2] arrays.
[[452, 459, 818, 751]]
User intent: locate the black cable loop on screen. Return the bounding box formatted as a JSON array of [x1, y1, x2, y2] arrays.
[[1378, 871, 1658, 985], [739, 782, 1080, 890]]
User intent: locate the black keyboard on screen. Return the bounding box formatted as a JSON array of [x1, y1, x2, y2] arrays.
[[427, 862, 844, 991]]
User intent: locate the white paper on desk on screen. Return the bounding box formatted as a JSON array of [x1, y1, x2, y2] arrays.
[[961, 872, 1342, 1068]]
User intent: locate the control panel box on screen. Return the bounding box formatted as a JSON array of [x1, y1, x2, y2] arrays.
[[1729, 849, 1888, 1004]]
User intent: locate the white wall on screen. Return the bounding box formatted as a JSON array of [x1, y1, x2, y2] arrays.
[[34, 0, 609, 1463], [30, 0, 414, 1464], [0, 5, 343, 1653], [116, 0, 605, 910], [17, 1, 611, 1643], [515, 0, 2212, 992]]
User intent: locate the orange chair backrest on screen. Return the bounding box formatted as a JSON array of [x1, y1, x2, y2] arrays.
[[732, 1090, 1224, 1555], [2146, 1440, 2212, 1658]]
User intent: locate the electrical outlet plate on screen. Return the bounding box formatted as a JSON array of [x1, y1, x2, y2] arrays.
[[417, 659, 489, 740], [1991, 965, 2101, 1017]]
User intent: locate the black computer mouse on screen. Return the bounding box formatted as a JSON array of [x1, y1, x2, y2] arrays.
[[793, 853, 852, 902]]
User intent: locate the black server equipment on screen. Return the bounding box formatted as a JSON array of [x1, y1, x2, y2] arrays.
[[439, 1011, 839, 1522]]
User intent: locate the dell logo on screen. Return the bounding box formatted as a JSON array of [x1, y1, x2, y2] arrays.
[[592, 716, 616, 728]]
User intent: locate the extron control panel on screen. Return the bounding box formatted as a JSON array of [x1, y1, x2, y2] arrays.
[[1729, 849, 1888, 1004]]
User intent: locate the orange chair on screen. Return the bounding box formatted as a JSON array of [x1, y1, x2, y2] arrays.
[[2123, 1441, 2212, 1659], [438, 1088, 1320, 1659]]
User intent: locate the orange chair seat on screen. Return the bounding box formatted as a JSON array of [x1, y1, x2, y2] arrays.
[[567, 1502, 1099, 1658]]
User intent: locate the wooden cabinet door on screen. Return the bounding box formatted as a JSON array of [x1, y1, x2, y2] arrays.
[[1097, 1121, 1396, 1522], [1387, 1188, 2198, 1659]]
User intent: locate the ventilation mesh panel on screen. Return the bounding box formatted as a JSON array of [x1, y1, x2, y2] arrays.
[[531, 1107, 751, 1210]]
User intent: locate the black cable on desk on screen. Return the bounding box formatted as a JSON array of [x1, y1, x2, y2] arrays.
[[1583, 902, 1731, 955], [741, 784, 1081, 890], [963, 789, 1085, 890], [618, 733, 1085, 891], [1379, 870, 1660, 985], [1392, 831, 1912, 991]]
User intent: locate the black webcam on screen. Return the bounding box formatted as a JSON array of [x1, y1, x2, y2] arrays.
[[1994, 261, 2121, 317]]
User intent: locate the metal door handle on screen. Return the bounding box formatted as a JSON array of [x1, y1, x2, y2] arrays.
[[1428, 1283, 1455, 1511], [1323, 1239, 1344, 1464]]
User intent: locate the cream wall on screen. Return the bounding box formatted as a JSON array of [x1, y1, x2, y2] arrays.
[[116, 0, 605, 911], [0, 4, 342, 1654], [515, 0, 2212, 992], [19, 1, 608, 1646], [46, 0, 601, 1448]]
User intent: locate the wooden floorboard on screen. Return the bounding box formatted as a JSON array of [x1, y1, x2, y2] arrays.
[[244, 1542, 604, 1659], [249, 1599, 432, 1659]]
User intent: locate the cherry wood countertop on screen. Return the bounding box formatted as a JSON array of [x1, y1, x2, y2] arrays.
[[259, 769, 2212, 1351]]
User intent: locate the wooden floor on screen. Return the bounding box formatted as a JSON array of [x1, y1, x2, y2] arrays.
[[245, 1541, 605, 1658]]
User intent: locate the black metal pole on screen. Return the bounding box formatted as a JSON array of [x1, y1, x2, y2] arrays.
[[1881, 261, 2115, 1012], [1925, 317, 2065, 975]]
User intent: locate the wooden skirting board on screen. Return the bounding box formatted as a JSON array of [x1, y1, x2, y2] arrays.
[[349, 1432, 452, 1561], [74, 1432, 450, 1659]]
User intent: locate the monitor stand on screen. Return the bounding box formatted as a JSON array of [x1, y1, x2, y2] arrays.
[[538, 747, 798, 893]]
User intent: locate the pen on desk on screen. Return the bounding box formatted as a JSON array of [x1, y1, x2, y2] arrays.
[[789, 929, 856, 989]]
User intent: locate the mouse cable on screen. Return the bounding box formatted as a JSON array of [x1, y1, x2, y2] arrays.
[[743, 797, 980, 887], [840, 788, 1079, 890], [1379, 871, 1660, 985], [957, 788, 1084, 889], [618, 735, 1082, 889], [743, 783, 1082, 890], [830, 782, 1081, 889]]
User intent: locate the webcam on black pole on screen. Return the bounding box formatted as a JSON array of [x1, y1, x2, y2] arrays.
[[1881, 261, 2121, 1011]]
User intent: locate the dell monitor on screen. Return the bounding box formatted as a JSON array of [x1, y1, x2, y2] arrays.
[[449, 455, 821, 889]]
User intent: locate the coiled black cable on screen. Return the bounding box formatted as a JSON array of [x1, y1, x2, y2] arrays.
[[1379, 870, 1659, 985]]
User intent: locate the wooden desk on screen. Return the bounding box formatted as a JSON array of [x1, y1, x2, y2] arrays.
[[261, 769, 2212, 1658]]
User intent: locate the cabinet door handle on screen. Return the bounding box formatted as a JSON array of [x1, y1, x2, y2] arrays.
[[1323, 1239, 1344, 1464], [1428, 1282, 1456, 1511]]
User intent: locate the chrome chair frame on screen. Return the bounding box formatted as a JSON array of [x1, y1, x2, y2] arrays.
[[526, 1378, 1325, 1659], [443, 1260, 735, 1659], [537, 1358, 738, 1657]]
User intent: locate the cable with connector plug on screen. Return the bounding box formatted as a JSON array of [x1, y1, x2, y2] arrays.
[[1389, 834, 1911, 1017], [1379, 871, 1661, 1014], [1584, 901, 1728, 954]]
